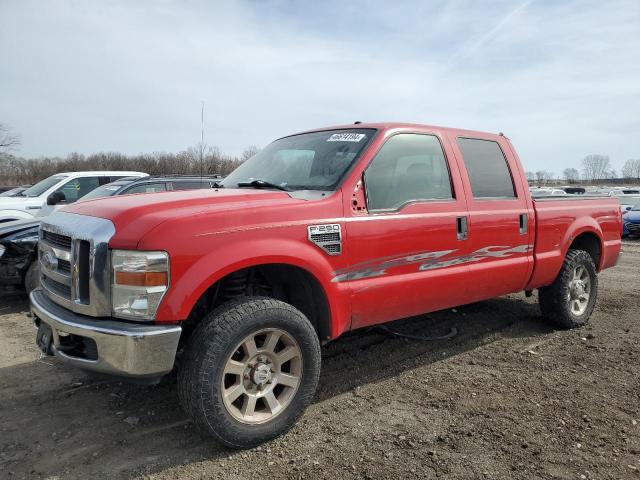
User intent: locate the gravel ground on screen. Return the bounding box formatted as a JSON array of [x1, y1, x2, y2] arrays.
[[1, 242, 639, 480]]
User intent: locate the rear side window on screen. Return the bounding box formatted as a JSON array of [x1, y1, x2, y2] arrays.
[[456, 138, 516, 198], [124, 183, 167, 194], [171, 180, 206, 191], [364, 133, 453, 211]]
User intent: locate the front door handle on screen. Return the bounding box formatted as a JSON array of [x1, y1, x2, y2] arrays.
[[456, 216, 468, 241], [519, 213, 528, 234]]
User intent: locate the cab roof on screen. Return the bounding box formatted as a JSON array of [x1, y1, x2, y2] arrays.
[[291, 122, 505, 140]]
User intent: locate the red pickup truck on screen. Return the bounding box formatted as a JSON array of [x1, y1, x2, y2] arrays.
[[31, 123, 621, 448]]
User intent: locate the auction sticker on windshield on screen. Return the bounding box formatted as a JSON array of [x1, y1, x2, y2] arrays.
[[327, 133, 367, 142]]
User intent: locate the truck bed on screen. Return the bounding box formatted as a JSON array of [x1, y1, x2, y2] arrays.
[[526, 196, 622, 289]]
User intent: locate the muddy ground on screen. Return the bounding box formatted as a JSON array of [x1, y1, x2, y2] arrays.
[[1, 242, 639, 480]]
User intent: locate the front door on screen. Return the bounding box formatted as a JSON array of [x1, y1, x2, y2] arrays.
[[340, 131, 473, 329]]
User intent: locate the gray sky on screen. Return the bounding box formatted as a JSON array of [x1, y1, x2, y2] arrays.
[[1, 0, 639, 175]]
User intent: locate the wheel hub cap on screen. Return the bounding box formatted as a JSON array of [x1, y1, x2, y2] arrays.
[[571, 280, 586, 299], [568, 265, 591, 316], [250, 363, 272, 386]]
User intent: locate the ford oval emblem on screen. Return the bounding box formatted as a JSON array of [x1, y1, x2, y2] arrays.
[[42, 251, 58, 270]]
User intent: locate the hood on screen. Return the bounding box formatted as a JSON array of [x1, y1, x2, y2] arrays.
[[0, 218, 40, 238], [62, 188, 301, 248], [0, 196, 39, 209]]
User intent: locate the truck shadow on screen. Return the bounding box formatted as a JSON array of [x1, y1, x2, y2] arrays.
[[0, 294, 552, 478], [316, 294, 550, 401]]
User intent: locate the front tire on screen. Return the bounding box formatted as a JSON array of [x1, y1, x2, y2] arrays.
[[539, 249, 598, 329], [178, 297, 321, 448], [24, 261, 40, 294]]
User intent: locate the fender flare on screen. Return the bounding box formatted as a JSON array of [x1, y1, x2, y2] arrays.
[[155, 237, 350, 337], [560, 219, 604, 269]]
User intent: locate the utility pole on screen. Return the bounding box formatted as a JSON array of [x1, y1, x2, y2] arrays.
[[200, 101, 204, 178]]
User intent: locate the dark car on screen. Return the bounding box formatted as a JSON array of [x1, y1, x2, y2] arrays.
[[0, 176, 221, 294], [622, 204, 640, 238], [0, 219, 40, 295], [78, 174, 223, 201]]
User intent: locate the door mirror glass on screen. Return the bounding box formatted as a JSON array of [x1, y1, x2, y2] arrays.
[[46, 191, 66, 205]]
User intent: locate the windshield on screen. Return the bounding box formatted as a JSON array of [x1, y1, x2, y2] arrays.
[[20, 175, 68, 197], [222, 129, 376, 191], [80, 183, 125, 201]]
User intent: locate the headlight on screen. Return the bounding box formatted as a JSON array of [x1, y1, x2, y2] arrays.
[[111, 250, 169, 321], [0, 244, 5, 258]]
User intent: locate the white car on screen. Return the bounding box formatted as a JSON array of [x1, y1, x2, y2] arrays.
[[530, 188, 567, 197], [0, 171, 147, 223]]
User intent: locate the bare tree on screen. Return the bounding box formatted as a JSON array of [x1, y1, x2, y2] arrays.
[[0, 144, 248, 186], [563, 168, 580, 183], [622, 159, 640, 180], [535, 170, 554, 186], [582, 154, 611, 181], [0, 123, 20, 154], [241, 145, 260, 162], [525, 171, 535, 183]]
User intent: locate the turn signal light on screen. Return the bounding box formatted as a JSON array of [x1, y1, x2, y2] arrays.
[[115, 271, 168, 287]]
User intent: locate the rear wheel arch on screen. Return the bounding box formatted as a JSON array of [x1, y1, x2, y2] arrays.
[[567, 230, 602, 270]]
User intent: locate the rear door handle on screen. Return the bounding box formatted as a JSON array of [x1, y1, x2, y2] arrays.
[[456, 216, 468, 241], [519, 213, 528, 234]]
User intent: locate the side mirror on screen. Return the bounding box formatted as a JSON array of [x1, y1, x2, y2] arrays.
[[46, 191, 66, 206], [625, 206, 632, 211]]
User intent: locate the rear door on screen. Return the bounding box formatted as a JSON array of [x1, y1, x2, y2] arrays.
[[343, 131, 473, 329], [449, 134, 534, 301]]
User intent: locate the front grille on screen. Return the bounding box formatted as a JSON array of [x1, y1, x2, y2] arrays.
[[58, 259, 71, 275], [42, 231, 72, 249], [39, 213, 115, 317], [627, 223, 640, 232], [42, 276, 72, 299]]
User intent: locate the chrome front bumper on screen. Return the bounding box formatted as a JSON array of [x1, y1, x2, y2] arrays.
[[30, 288, 181, 380]]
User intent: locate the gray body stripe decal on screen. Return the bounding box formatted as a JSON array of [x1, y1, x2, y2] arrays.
[[331, 244, 531, 282]]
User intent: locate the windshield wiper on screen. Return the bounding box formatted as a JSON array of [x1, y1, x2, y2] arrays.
[[237, 179, 290, 192]]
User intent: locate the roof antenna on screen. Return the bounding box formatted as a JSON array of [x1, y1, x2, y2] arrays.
[[200, 101, 204, 179], [354, 121, 362, 124]]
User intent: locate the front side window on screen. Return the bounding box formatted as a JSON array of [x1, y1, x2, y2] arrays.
[[456, 138, 516, 199], [79, 183, 125, 200], [222, 129, 376, 191], [364, 133, 453, 211], [56, 177, 101, 203]]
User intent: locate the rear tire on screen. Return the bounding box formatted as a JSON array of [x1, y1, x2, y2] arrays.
[[178, 297, 321, 449], [539, 249, 598, 329]]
